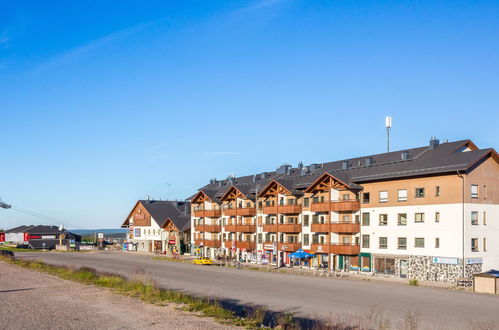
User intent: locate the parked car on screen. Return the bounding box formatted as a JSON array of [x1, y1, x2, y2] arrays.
[[15, 244, 32, 250], [193, 257, 213, 265]]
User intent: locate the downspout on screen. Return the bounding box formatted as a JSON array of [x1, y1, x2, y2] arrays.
[[457, 171, 465, 278]]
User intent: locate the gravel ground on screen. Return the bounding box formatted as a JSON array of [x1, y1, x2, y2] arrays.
[[0, 261, 236, 330]]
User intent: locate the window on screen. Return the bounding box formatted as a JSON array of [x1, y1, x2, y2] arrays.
[[304, 198, 310, 207], [303, 215, 309, 226], [312, 215, 319, 224], [484, 238, 487, 252], [483, 211, 487, 225], [397, 213, 407, 226], [471, 211, 479, 225], [471, 184, 478, 198], [379, 191, 388, 203], [415, 238, 425, 248], [484, 185, 488, 199], [362, 235, 370, 248], [312, 196, 319, 203], [471, 238, 478, 252], [398, 189, 408, 202], [415, 213, 425, 223], [435, 186, 440, 197], [257, 233, 262, 244], [379, 214, 388, 226], [379, 237, 388, 249], [303, 234, 309, 246], [342, 214, 350, 222], [362, 212, 370, 226], [397, 237, 407, 250], [342, 194, 350, 201], [415, 188, 425, 198], [363, 192, 370, 203], [435, 238, 440, 248], [435, 212, 440, 223]]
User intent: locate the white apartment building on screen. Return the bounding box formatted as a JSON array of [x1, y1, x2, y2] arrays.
[[191, 139, 499, 282]]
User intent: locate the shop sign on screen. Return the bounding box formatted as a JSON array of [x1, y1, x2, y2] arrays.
[[168, 239, 176, 244], [134, 228, 141, 237], [431, 257, 458, 265], [264, 244, 274, 250], [466, 257, 482, 265], [317, 245, 324, 253]]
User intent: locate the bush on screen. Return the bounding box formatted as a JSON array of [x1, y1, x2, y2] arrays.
[[409, 279, 419, 286]]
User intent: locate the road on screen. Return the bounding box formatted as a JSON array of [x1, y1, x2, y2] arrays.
[[0, 260, 234, 330], [16, 251, 499, 329]]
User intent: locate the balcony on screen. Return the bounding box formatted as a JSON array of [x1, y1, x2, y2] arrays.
[[237, 224, 256, 232], [278, 242, 301, 252], [310, 200, 360, 213], [223, 207, 257, 217], [311, 223, 329, 232], [224, 224, 237, 232], [262, 204, 303, 214], [204, 224, 222, 232], [330, 243, 360, 255], [278, 223, 302, 233], [194, 239, 222, 248], [194, 224, 205, 232], [263, 224, 278, 232], [193, 207, 222, 218], [310, 243, 331, 254], [330, 222, 360, 233], [236, 241, 256, 250]]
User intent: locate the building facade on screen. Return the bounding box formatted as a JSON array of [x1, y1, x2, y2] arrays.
[[121, 200, 191, 254], [191, 139, 499, 282]]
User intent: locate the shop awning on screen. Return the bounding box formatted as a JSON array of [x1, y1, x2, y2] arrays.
[[289, 249, 314, 259]]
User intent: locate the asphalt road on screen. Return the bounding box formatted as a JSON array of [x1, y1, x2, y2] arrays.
[[16, 251, 499, 329]]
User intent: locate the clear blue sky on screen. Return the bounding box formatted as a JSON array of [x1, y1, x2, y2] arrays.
[[1, 0, 498, 229]]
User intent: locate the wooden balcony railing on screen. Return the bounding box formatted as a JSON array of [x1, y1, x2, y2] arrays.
[[193, 207, 222, 218], [262, 223, 301, 232], [310, 243, 331, 254], [223, 224, 256, 232], [310, 223, 329, 232], [330, 243, 360, 255], [262, 204, 303, 214], [311, 222, 360, 233], [223, 207, 256, 217], [278, 242, 301, 252], [224, 240, 256, 250], [310, 200, 360, 212], [193, 224, 221, 232], [263, 224, 278, 232]]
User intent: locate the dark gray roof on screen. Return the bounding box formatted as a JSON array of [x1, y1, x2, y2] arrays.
[[6, 225, 36, 233], [194, 139, 497, 201], [138, 200, 191, 232]]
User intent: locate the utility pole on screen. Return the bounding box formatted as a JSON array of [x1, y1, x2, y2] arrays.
[[385, 116, 392, 152]]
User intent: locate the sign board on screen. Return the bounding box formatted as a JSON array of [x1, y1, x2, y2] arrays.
[[431, 257, 459, 265], [168, 239, 176, 244], [273, 241, 277, 253], [69, 239, 76, 248], [42, 235, 56, 240], [134, 228, 141, 237], [466, 257, 483, 265], [97, 233, 104, 239], [129, 227, 134, 239], [264, 244, 274, 250]]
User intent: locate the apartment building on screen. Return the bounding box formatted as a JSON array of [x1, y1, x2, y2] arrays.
[[122, 199, 191, 254], [191, 139, 499, 282]]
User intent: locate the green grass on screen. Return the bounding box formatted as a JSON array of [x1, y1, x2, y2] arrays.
[[0, 256, 266, 328], [0, 246, 44, 252]]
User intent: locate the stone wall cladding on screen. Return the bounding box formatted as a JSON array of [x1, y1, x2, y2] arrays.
[[405, 255, 482, 283]]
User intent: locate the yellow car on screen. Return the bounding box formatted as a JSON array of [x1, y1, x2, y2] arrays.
[[193, 257, 213, 265]]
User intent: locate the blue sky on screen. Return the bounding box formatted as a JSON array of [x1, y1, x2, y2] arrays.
[[1, 0, 498, 229]]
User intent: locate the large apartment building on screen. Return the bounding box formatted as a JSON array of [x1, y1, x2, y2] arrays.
[[190, 139, 499, 283]]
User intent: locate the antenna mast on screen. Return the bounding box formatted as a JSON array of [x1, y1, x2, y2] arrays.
[[385, 116, 392, 152]]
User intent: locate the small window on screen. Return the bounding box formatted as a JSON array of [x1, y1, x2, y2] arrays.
[[304, 198, 310, 207], [342, 214, 350, 222], [398, 189, 408, 202], [484, 185, 487, 199], [415, 238, 425, 248], [415, 188, 425, 198], [379, 237, 388, 249], [303, 234, 309, 245], [471, 238, 478, 252], [483, 238, 487, 252], [435, 212, 440, 223], [362, 192, 370, 204], [342, 194, 350, 201], [397, 213, 407, 226], [379, 191, 388, 203], [471, 211, 479, 225], [435, 186, 440, 197], [435, 238, 440, 248], [471, 184, 478, 198], [415, 213, 425, 223], [362, 213, 370, 226], [483, 211, 487, 225], [397, 237, 407, 250], [362, 235, 370, 248], [257, 233, 262, 244], [379, 214, 388, 226], [303, 215, 309, 226]]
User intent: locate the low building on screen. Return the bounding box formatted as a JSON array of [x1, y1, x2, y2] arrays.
[[4, 225, 81, 249], [474, 270, 499, 294], [121, 200, 191, 254]]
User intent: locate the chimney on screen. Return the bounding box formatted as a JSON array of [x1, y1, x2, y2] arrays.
[[429, 137, 440, 150], [297, 161, 303, 170]]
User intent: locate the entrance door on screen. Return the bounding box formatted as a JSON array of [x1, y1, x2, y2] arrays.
[[400, 260, 408, 278]]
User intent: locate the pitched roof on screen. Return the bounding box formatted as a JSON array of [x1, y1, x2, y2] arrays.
[[138, 200, 191, 232], [193, 139, 498, 201]]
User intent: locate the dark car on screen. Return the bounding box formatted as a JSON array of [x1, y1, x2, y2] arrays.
[[0, 250, 14, 258], [15, 244, 32, 250]]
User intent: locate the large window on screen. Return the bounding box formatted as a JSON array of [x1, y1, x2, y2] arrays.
[[397, 237, 407, 250], [415, 237, 425, 248], [415, 187, 425, 198], [398, 189, 407, 202], [379, 214, 388, 226], [303, 215, 309, 226], [303, 234, 309, 246], [398, 213, 407, 226], [362, 213, 370, 226], [362, 235, 370, 248], [471, 184, 479, 198], [471, 238, 478, 252], [415, 213, 425, 223], [379, 191, 388, 203], [379, 237, 388, 249], [471, 211, 479, 225]]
